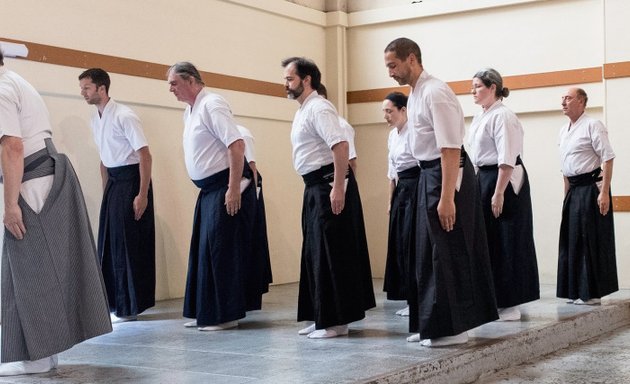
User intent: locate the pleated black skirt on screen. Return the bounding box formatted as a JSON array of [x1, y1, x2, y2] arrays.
[[477, 165, 539, 308], [410, 155, 498, 339], [557, 172, 618, 300], [98, 164, 155, 317], [183, 168, 258, 326], [384, 166, 420, 300], [298, 165, 375, 329]]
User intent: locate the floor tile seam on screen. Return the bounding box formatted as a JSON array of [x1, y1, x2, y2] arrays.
[[358, 301, 630, 384], [56, 361, 260, 380]]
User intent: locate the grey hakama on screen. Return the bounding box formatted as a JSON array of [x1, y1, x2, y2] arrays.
[[477, 159, 539, 308], [1, 141, 112, 362], [384, 166, 420, 301], [410, 153, 498, 339], [183, 165, 261, 326], [99, 164, 155, 317], [557, 168, 618, 300], [298, 164, 376, 329]]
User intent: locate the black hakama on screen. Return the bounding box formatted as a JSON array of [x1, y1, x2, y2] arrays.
[[98, 164, 155, 317], [477, 160, 539, 308], [557, 168, 618, 300], [410, 152, 498, 339], [383, 166, 420, 301], [298, 164, 376, 329], [243, 171, 273, 310], [183, 166, 259, 326]]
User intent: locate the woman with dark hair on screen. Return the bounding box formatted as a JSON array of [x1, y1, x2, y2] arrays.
[[469, 68, 540, 321], [382, 92, 418, 317]]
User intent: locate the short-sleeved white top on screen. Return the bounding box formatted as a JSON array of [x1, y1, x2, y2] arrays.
[[468, 100, 523, 167], [338, 116, 357, 160], [387, 123, 417, 180], [90, 99, 148, 168], [183, 89, 242, 180], [558, 113, 615, 177], [237, 125, 255, 163], [0, 67, 52, 170], [290, 91, 346, 175], [407, 70, 464, 161]]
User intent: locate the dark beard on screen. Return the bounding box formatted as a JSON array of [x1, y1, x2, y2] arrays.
[[287, 83, 304, 100]]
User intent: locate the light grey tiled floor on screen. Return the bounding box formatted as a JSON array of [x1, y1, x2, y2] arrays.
[[0, 281, 628, 383]]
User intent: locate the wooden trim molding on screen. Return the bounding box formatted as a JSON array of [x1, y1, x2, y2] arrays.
[[1, 37, 286, 98], [613, 196, 630, 212], [603, 61, 630, 79], [3, 37, 630, 104], [348, 67, 603, 104]]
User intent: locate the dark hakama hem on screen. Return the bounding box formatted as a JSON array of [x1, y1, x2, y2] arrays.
[[384, 166, 420, 301], [297, 165, 376, 329], [99, 164, 155, 317], [2, 142, 112, 362], [183, 166, 259, 326], [410, 154, 498, 339], [557, 169, 618, 301], [477, 164, 539, 308]]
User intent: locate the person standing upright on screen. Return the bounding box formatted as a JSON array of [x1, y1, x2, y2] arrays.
[[557, 87, 617, 305], [282, 57, 375, 339], [0, 48, 111, 376], [468, 68, 539, 321], [79, 68, 155, 323], [384, 38, 497, 347]]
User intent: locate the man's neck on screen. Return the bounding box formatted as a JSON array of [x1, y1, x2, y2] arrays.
[[297, 88, 315, 106], [409, 67, 424, 91], [97, 96, 111, 116], [187, 86, 203, 107]]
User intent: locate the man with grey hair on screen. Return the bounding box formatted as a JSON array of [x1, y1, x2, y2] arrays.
[[557, 87, 618, 305], [384, 37, 497, 347], [0, 48, 111, 375], [167, 62, 267, 331]]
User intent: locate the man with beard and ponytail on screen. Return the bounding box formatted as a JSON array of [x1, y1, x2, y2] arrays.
[[557, 87, 618, 306], [167, 62, 266, 331], [79, 68, 156, 323], [281, 56, 375, 339], [384, 38, 498, 347], [0, 47, 111, 376]]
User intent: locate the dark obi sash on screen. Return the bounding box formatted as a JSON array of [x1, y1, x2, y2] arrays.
[[193, 162, 253, 191], [477, 155, 523, 171], [397, 165, 421, 179], [567, 167, 602, 187], [301, 163, 343, 186]]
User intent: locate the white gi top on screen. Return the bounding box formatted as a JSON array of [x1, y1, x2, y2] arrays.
[[407, 70, 464, 161], [237, 125, 255, 163], [387, 123, 417, 180], [469, 100, 525, 193], [291, 91, 346, 176], [338, 116, 357, 160], [558, 113, 615, 177], [0, 67, 52, 170], [183, 89, 242, 180], [90, 99, 148, 168], [468, 100, 523, 167]]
